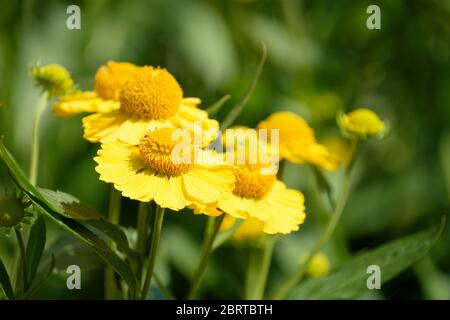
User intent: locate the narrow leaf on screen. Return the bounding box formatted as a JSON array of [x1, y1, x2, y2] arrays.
[[39, 188, 102, 221], [86, 219, 135, 256], [220, 42, 267, 131], [213, 219, 243, 250], [206, 94, 231, 116], [290, 219, 445, 299], [25, 215, 46, 288], [0, 258, 14, 300]]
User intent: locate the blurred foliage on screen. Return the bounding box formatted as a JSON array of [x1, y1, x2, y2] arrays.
[[0, 0, 449, 299]]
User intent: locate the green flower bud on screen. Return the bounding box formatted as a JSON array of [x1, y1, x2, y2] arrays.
[[30, 64, 75, 97], [0, 196, 26, 228]]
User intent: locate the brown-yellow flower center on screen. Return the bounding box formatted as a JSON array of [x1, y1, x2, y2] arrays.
[[232, 167, 276, 199], [138, 128, 194, 176], [120, 66, 183, 120], [95, 61, 139, 100]]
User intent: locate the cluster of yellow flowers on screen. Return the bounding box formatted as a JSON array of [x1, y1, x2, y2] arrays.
[[47, 61, 385, 240]]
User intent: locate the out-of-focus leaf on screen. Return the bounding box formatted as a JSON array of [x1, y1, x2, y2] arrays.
[[162, 226, 200, 279], [25, 215, 46, 288], [175, 1, 237, 88], [213, 219, 243, 250], [439, 132, 450, 201], [245, 14, 320, 71], [0, 140, 138, 295], [290, 219, 445, 299], [0, 258, 14, 300], [38, 188, 102, 221]]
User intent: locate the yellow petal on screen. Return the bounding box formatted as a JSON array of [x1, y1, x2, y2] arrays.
[[262, 181, 306, 234], [82, 111, 129, 143], [117, 171, 159, 202], [182, 167, 234, 204], [154, 176, 188, 211], [115, 118, 173, 145], [52, 91, 120, 117], [94, 143, 140, 185]]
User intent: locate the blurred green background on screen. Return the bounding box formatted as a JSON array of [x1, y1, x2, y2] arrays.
[[0, 0, 449, 299]]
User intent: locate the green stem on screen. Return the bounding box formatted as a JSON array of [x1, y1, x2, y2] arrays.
[[29, 91, 48, 186], [272, 139, 360, 299], [104, 187, 121, 300], [135, 202, 150, 284], [246, 238, 275, 299], [136, 202, 149, 255], [141, 205, 165, 299], [187, 215, 224, 299], [14, 228, 28, 292]]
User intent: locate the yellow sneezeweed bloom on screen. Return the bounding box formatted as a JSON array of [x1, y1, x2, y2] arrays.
[[220, 215, 266, 241], [215, 127, 306, 235], [338, 108, 386, 139], [30, 64, 74, 97], [94, 127, 234, 212], [82, 66, 219, 146], [257, 112, 338, 171], [52, 61, 138, 117], [305, 252, 330, 278]]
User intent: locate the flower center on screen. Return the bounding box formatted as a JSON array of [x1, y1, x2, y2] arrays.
[[138, 128, 194, 176], [95, 61, 139, 100], [232, 167, 276, 199], [120, 66, 183, 120]]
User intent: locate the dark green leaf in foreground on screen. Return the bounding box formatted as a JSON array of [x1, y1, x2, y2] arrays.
[[38, 188, 102, 221], [289, 219, 445, 299], [25, 215, 46, 288], [0, 140, 137, 295], [39, 188, 134, 256], [0, 258, 14, 300]]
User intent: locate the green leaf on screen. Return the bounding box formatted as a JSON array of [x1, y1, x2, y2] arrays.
[[0, 258, 14, 300], [86, 219, 135, 257], [0, 140, 138, 295], [290, 219, 445, 299], [206, 94, 231, 116], [38, 188, 102, 221], [219, 42, 267, 131], [25, 215, 46, 288], [212, 219, 243, 250], [40, 187, 135, 256], [22, 253, 55, 299]]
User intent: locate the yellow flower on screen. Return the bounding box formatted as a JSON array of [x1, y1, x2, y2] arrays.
[[94, 127, 234, 212], [220, 215, 266, 241], [30, 64, 74, 97], [321, 136, 351, 166], [82, 66, 219, 145], [305, 252, 330, 278], [257, 112, 338, 171], [338, 108, 386, 138], [213, 127, 306, 235], [52, 61, 138, 117]]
